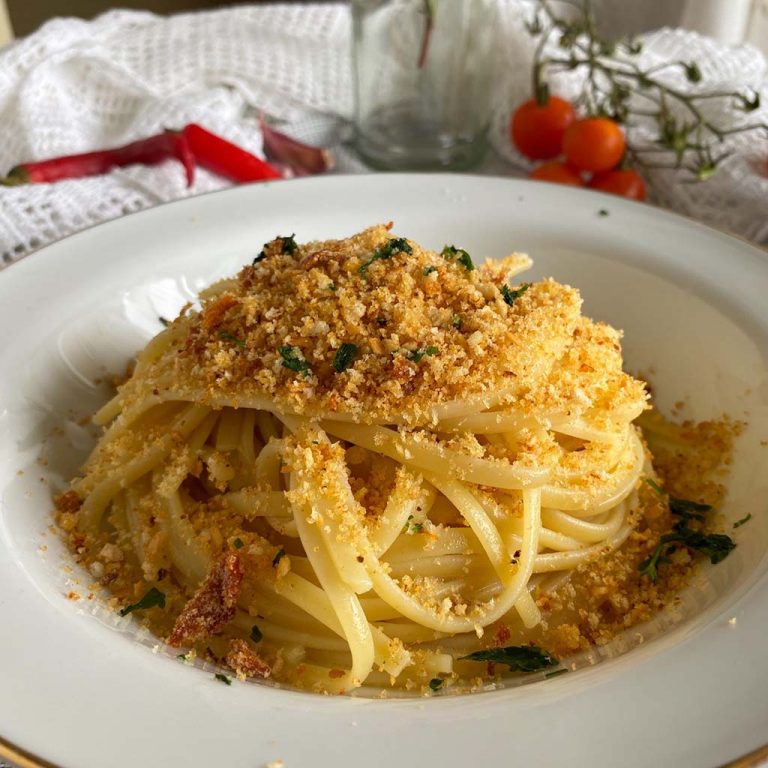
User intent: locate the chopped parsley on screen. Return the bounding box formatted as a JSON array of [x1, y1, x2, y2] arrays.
[[219, 330, 246, 348], [645, 478, 711, 522], [253, 234, 297, 264], [333, 343, 359, 373], [460, 645, 558, 672], [423, 265, 438, 276], [250, 625, 263, 643], [668, 496, 710, 522], [640, 528, 735, 582], [733, 513, 752, 529], [233, 537, 244, 549], [279, 345, 311, 377], [158, 316, 170, 327], [644, 478, 665, 495], [405, 346, 439, 363], [358, 237, 413, 273], [441, 245, 474, 271], [214, 673, 232, 686], [176, 653, 188, 662], [428, 678, 444, 691], [272, 548, 286, 567], [404, 515, 424, 534], [451, 314, 462, 329], [277, 234, 298, 255], [500, 283, 530, 306], [640, 479, 735, 581], [326, 282, 337, 291], [119, 587, 166, 617], [598, 209, 609, 217]]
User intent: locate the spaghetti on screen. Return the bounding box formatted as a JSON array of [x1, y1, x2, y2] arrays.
[[57, 224, 668, 693]]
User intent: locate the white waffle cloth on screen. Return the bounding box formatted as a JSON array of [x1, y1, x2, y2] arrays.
[[0, 1, 765, 267]]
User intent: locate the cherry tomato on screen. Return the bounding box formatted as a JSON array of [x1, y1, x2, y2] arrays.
[[589, 169, 646, 200], [562, 118, 625, 173], [528, 162, 584, 186], [511, 97, 576, 160]]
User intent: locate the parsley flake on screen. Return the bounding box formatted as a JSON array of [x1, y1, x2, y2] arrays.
[[233, 538, 244, 550], [119, 587, 166, 617], [733, 513, 752, 529], [669, 496, 710, 522], [272, 548, 286, 567], [500, 283, 531, 306], [404, 515, 424, 534], [326, 282, 337, 291], [359, 238, 413, 274], [333, 343, 359, 373], [428, 678, 444, 691], [279, 345, 311, 377], [639, 483, 735, 581], [176, 653, 188, 662], [598, 209, 610, 217], [639, 528, 736, 582], [644, 478, 665, 495], [460, 645, 558, 672], [250, 625, 263, 643], [277, 234, 298, 255], [405, 346, 439, 363], [645, 478, 711, 521], [451, 314, 462, 329], [253, 234, 298, 264], [441, 245, 474, 271], [214, 673, 232, 686], [423, 265, 438, 276], [219, 331, 246, 348], [158, 316, 170, 327]]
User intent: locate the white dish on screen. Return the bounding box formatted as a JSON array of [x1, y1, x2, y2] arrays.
[[1, 174, 767, 768]]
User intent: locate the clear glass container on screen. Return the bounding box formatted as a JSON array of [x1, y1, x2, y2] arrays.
[[352, 0, 498, 171]]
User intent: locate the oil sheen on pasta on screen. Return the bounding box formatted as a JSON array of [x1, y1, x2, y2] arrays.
[[55, 225, 730, 695]]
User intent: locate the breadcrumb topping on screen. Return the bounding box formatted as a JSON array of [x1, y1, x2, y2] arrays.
[[128, 225, 583, 425]]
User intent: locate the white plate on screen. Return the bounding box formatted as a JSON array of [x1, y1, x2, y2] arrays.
[[1, 175, 767, 768]]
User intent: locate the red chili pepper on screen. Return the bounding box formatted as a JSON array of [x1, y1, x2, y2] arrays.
[[182, 123, 282, 183], [0, 131, 195, 187]]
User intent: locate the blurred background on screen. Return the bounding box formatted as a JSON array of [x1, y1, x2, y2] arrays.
[[0, 0, 767, 51]]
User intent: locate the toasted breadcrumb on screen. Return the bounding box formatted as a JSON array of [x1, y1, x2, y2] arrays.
[[226, 639, 271, 679], [168, 553, 243, 646], [116, 225, 583, 426]]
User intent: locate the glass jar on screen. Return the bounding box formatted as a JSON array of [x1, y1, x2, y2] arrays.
[[352, 0, 498, 171]]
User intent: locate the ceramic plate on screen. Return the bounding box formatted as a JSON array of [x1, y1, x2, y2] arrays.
[[1, 175, 767, 768]]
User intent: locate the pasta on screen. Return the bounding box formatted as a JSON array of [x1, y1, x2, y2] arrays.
[[56, 224, 710, 695]]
